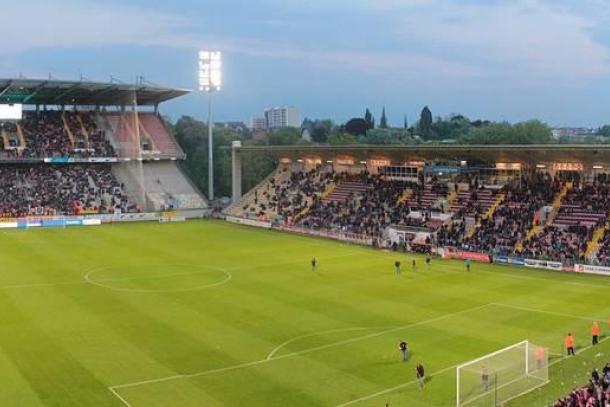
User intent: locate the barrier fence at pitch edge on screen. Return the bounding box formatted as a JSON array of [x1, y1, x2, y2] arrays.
[[0, 209, 208, 230], [223, 217, 610, 278], [275, 225, 375, 246]]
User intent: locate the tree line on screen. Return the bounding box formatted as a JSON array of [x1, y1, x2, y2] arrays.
[[167, 106, 610, 198]]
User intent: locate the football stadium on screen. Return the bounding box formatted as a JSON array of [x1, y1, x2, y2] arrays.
[[4, 2, 610, 405], [0, 76, 608, 407]]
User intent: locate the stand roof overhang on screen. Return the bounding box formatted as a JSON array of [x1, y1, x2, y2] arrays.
[[0, 78, 190, 106], [236, 144, 610, 166]]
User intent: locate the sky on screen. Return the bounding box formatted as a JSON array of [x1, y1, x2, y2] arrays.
[[2, 0, 610, 127]]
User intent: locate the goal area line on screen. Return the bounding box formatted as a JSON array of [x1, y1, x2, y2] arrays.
[[107, 303, 606, 407]]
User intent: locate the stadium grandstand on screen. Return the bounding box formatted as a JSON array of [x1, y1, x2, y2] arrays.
[[0, 78, 206, 218], [226, 143, 610, 273]]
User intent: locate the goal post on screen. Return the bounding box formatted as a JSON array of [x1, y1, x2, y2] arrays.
[[456, 340, 549, 407]]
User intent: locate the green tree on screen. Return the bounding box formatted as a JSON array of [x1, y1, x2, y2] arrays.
[[380, 107, 388, 129], [432, 114, 471, 140], [461, 120, 551, 144], [172, 116, 244, 199], [362, 128, 403, 144], [311, 120, 332, 143], [328, 132, 358, 145], [598, 125, 610, 138], [418, 106, 434, 140], [364, 108, 374, 130], [266, 127, 301, 145]]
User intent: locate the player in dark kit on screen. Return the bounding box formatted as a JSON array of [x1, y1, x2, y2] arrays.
[[416, 363, 425, 389], [399, 341, 409, 361], [395, 261, 401, 275], [412, 259, 416, 271], [311, 257, 317, 271], [425, 256, 431, 269]]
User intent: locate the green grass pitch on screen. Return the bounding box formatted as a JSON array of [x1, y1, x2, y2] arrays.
[[0, 219, 608, 406]]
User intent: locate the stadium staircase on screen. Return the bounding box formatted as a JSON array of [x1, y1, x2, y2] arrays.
[[136, 118, 158, 152], [95, 114, 126, 156], [1, 129, 9, 148], [76, 114, 90, 148], [397, 187, 413, 204], [545, 182, 572, 226], [483, 193, 505, 220], [585, 221, 608, 259], [446, 189, 458, 206], [224, 166, 291, 217], [16, 124, 27, 148], [463, 193, 505, 239], [61, 113, 76, 146], [322, 181, 368, 203], [321, 182, 336, 200], [514, 182, 572, 252], [139, 114, 185, 158], [102, 113, 143, 157]]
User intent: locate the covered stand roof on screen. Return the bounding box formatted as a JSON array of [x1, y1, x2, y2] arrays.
[[0, 78, 191, 106], [236, 144, 610, 168]]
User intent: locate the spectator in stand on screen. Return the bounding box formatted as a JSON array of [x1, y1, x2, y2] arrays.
[[0, 164, 137, 218], [554, 359, 610, 406], [20, 110, 115, 158]]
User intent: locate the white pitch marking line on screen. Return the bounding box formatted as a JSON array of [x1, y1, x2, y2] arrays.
[[109, 303, 493, 394], [336, 364, 457, 407], [266, 327, 393, 360], [549, 336, 610, 367], [84, 266, 232, 293], [0, 251, 361, 291], [491, 302, 606, 322], [109, 386, 133, 407], [338, 337, 610, 407], [337, 326, 610, 406]]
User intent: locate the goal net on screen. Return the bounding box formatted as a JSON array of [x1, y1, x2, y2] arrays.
[[456, 340, 549, 407]]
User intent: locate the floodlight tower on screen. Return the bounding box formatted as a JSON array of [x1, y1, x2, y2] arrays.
[[198, 50, 222, 200]]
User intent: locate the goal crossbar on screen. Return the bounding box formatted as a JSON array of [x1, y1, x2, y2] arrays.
[[456, 340, 548, 407], [456, 340, 529, 371]]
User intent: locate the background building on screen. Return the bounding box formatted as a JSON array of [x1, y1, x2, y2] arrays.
[[264, 106, 300, 129], [250, 117, 266, 131]]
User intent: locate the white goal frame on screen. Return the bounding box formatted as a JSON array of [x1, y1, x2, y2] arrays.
[[456, 340, 549, 407]]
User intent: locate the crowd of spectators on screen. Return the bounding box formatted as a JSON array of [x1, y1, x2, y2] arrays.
[[19, 110, 115, 158], [463, 174, 560, 255], [595, 228, 610, 266], [298, 172, 409, 236], [240, 167, 336, 221], [65, 111, 116, 157], [520, 177, 610, 263], [554, 363, 610, 407], [0, 164, 137, 218], [236, 166, 610, 263]]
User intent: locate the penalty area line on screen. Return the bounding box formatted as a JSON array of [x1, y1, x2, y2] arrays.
[[336, 364, 457, 407], [491, 302, 606, 323], [109, 386, 133, 407], [108, 303, 493, 405]]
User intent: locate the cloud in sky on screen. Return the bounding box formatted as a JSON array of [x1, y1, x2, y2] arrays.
[[2, 0, 610, 125], [2, 0, 608, 85], [0, 0, 189, 52], [265, 0, 610, 82]]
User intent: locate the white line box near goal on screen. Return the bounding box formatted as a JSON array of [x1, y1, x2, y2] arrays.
[[456, 340, 549, 407]]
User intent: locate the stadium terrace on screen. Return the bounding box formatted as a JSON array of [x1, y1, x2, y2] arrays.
[[0, 78, 206, 220], [227, 143, 610, 272]]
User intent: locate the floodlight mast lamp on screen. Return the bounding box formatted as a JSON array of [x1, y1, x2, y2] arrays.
[[199, 50, 222, 200]]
